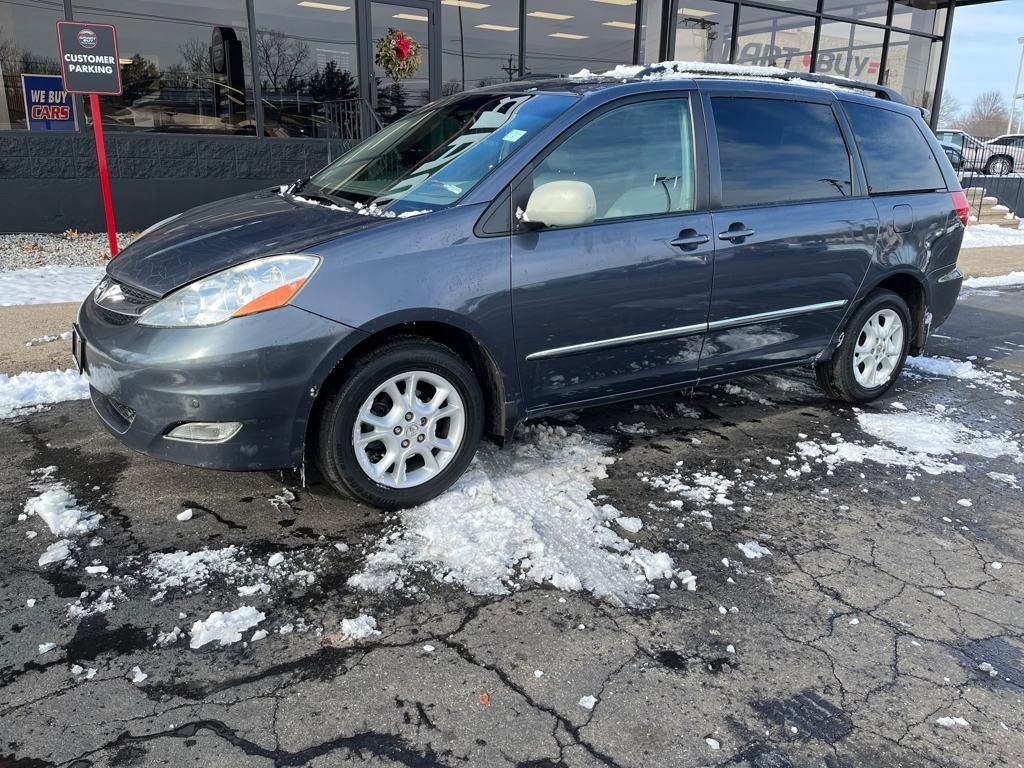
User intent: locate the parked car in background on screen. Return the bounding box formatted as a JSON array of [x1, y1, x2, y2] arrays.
[[936, 128, 1024, 175], [939, 140, 964, 171], [75, 64, 967, 510]]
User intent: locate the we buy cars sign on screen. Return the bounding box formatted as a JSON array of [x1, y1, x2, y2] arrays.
[[56, 21, 122, 95]]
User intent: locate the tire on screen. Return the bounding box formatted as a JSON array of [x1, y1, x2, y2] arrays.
[[815, 290, 912, 404], [315, 337, 484, 510], [986, 156, 1013, 176]]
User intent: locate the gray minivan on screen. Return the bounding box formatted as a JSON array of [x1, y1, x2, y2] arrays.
[[75, 64, 967, 509]]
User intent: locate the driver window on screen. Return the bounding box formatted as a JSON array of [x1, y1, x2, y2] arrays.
[[529, 98, 695, 223]]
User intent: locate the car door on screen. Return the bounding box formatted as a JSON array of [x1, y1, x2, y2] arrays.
[[697, 90, 877, 380], [510, 94, 714, 411]]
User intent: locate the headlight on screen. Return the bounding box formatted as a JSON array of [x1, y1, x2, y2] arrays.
[[138, 254, 320, 328]]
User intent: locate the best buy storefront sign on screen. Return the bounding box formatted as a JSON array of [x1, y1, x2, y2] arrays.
[[56, 21, 122, 95]]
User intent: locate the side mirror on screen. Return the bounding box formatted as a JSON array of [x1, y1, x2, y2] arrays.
[[524, 180, 597, 229]]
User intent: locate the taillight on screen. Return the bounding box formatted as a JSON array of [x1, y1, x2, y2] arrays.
[[951, 190, 970, 227]]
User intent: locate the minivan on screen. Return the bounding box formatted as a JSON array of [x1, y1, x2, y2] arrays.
[[75, 62, 967, 510]]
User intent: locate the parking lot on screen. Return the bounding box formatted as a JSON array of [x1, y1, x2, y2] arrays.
[[1, 283, 1022, 768]]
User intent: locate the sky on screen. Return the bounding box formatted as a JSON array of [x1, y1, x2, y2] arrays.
[[944, 1, 1024, 112]]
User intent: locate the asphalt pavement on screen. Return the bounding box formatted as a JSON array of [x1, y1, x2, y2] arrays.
[[1, 285, 1021, 768]]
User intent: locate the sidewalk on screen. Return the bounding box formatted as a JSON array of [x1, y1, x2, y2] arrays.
[[0, 303, 77, 376], [957, 244, 1024, 277]]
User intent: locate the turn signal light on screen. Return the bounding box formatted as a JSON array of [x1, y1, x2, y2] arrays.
[[233, 278, 307, 318]]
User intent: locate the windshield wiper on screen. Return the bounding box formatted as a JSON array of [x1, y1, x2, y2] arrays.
[[290, 189, 356, 209]]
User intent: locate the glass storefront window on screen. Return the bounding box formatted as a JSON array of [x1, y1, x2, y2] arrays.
[[639, 0, 664, 63], [369, 2, 432, 125], [891, 0, 947, 36], [441, 0, 521, 94], [821, 0, 889, 25], [745, 0, 817, 14], [0, 0, 65, 131], [524, 0, 638, 77], [884, 31, 942, 112], [735, 7, 814, 72], [254, 0, 359, 139], [74, 0, 256, 134], [816, 21, 884, 82], [673, 1, 733, 65]]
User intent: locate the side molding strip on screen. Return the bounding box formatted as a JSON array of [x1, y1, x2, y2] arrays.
[[524, 300, 848, 362]]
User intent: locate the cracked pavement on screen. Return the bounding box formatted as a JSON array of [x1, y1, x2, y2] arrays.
[[1, 286, 1022, 768]]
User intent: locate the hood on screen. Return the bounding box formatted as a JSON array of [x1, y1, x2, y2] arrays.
[[107, 188, 389, 297]]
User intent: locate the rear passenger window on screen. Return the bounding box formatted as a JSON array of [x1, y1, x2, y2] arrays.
[[844, 103, 945, 195], [713, 97, 852, 207]]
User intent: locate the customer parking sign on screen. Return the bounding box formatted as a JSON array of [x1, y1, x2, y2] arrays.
[[21, 74, 77, 131]]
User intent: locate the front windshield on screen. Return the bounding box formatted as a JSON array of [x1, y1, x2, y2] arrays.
[[300, 92, 574, 215]]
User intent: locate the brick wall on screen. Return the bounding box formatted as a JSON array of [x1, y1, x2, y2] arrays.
[[0, 132, 355, 233]]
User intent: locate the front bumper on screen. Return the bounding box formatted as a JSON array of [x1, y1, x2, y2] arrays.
[[77, 295, 364, 471]]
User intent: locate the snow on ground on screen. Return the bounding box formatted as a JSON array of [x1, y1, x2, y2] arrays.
[[0, 369, 89, 419], [962, 271, 1024, 289], [340, 614, 381, 641], [23, 484, 101, 537], [906, 355, 1022, 398], [143, 545, 322, 596], [189, 606, 265, 649], [960, 224, 1024, 249], [349, 424, 678, 608], [0, 266, 105, 307], [797, 411, 1021, 476]]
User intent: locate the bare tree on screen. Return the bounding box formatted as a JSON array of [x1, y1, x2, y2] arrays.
[[256, 28, 313, 92], [962, 90, 1008, 138], [937, 92, 961, 129], [178, 38, 209, 81]]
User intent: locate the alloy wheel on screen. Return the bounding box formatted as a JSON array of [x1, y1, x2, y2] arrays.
[[351, 370, 466, 489], [852, 308, 904, 389]]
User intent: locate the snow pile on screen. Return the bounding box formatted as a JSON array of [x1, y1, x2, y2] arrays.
[[0, 369, 89, 419], [189, 606, 265, 649], [906, 355, 1021, 398], [643, 469, 735, 507], [962, 271, 1024, 289], [737, 541, 772, 559], [797, 411, 1022, 475], [961, 224, 1024, 250], [340, 614, 381, 641], [571, 60, 787, 82], [39, 540, 72, 566], [349, 424, 677, 608], [143, 545, 320, 595], [23, 484, 101, 537], [67, 587, 125, 620], [0, 266, 105, 306]]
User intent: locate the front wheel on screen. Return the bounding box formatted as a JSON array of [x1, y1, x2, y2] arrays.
[[315, 338, 484, 510], [815, 290, 911, 403]]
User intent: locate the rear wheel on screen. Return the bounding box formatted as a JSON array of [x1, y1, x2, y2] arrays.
[[986, 156, 1014, 176], [315, 338, 484, 510], [815, 290, 911, 403]]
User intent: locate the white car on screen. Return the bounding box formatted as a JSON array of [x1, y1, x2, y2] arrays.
[[936, 129, 1024, 176]]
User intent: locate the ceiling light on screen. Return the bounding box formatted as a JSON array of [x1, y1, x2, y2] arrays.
[[549, 32, 588, 39], [441, 0, 490, 8], [678, 7, 714, 16], [603, 20, 635, 29], [393, 12, 428, 21], [297, 1, 350, 10], [528, 11, 574, 20], [476, 23, 518, 31], [590, 0, 636, 5]]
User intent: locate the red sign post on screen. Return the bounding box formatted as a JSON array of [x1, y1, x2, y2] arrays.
[[56, 21, 123, 258]]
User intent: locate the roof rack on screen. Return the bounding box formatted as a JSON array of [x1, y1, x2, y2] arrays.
[[635, 64, 908, 106]]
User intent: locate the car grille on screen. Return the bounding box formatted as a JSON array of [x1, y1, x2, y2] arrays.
[[93, 278, 158, 325], [108, 396, 136, 424], [90, 387, 136, 433]]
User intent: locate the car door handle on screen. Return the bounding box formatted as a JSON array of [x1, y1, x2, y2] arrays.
[[718, 224, 755, 242], [669, 230, 711, 249]]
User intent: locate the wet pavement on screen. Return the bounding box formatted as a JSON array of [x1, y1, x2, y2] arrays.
[[1, 285, 1022, 768]]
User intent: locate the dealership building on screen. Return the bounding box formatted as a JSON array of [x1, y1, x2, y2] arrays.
[[0, 0, 1000, 231]]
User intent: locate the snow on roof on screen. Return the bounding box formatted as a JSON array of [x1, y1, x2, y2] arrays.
[[569, 60, 867, 96]]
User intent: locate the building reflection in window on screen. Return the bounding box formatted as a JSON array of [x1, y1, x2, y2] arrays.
[[255, 0, 359, 138], [73, 0, 256, 133], [524, 0, 638, 77], [441, 0, 521, 94], [885, 31, 942, 112], [0, 0, 64, 130], [673, 1, 734, 65], [735, 7, 814, 72]]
